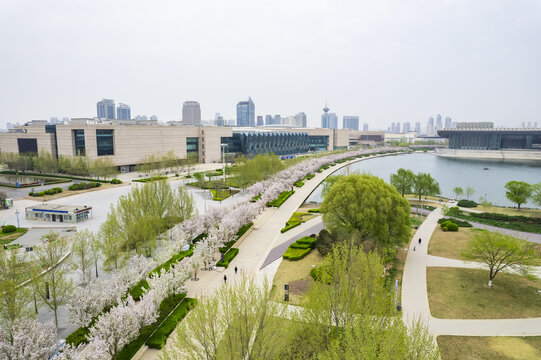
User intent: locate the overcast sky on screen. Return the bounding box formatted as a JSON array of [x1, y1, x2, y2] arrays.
[[1, 0, 540, 130]]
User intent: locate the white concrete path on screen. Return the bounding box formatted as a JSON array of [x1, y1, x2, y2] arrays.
[[402, 207, 541, 337]]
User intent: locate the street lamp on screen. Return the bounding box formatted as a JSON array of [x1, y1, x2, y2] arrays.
[[15, 209, 20, 228], [221, 143, 227, 183]]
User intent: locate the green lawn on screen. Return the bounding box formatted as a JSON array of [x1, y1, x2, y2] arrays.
[[427, 267, 541, 319], [438, 336, 541, 360], [0, 228, 28, 245]]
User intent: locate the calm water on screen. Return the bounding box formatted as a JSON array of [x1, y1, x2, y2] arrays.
[[305, 153, 541, 208]]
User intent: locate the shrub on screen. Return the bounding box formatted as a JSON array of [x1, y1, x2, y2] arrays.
[[250, 194, 262, 203], [68, 182, 101, 191], [283, 247, 311, 261], [38, 191, 45, 196], [308, 208, 320, 213], [145, 298, 196, 349], [192, 233, 208, 243], [111, 178, 122, 184], [65, 326, 91, 347], [2, 225, 17, 234], [296, 236, 316, 248], [280, 221, 301, 233], [437, 218, 472, 227], [306, 174, 315, 180], [216, 248, 239, 268], [294, 179, 304, 187], [290, 242, 311, 249], [446, 223, 459, 231], [28, 192, 34, 196], [457, 199, 478, 208], [266, 190, 294, 207]]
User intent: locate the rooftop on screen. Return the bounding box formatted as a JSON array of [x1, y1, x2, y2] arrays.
[[26, 204, 92, 213]]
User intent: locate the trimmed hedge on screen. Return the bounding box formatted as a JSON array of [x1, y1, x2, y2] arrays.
[[290, 242, 311, 249], [111, 178, 122, 184], [454, 209, 541, 234], [457, 199, 478, 208], [219, 222, 253, 253], [68, 182, 101, 191], [29, 187, 63, 197], [216, 248, 239, 268], [294, 179, 305, 187], [441, 220, 459, 231], [266, 190, 294, 207], [146, 298, 197, 349], [116, 294, 191, 359], [308, 208, 321, 213], [2, 225, 17, 234], [306, 173, 315, 180], [250, 194, 262, 203], [280, 221, 301, 233], [192, 233, 208, 243], [133, 176, 168, 183], [437, 218, 472, 227], [283, 247, 311, 261], [296, 236, 316, 248], [0, 171, 113, 183]]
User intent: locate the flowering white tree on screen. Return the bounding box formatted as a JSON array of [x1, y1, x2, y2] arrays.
[[0, 319, 57, 360], [66, 281, 106, 327], [88, 297, 140, 359]]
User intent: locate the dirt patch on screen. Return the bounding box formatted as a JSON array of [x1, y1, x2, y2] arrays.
[[289, 279, 310, 295]]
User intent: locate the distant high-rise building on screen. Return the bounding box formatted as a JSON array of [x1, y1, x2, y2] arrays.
[[49, 117, 61, 124], [97, 99, 115, 119], [134, 115, 148, 120], [182, 101, 201, 125], [343, 116, 359, 130], [535, 121, 539, 128], [328, 113, 338, 129], [321, 103, 331, 128], [117, 103, 131, 120], [435, 114, 443, 132], [295, 112, 307, 127], [427, 117, 435, 136], [265, 115, 273, 126], [236, 97, 255, 127], [403, 122, 411, 133], [363, 123, 368, 131], [444, 116, 452, 129], [149, 115, 158, 121], [528, 121, 532, 128], [274, 115, 281, 125], [522, 122, 526, 128], [414, 122, 421, 134], [215, 113, 225, 126], [257, 116, 264, 126]]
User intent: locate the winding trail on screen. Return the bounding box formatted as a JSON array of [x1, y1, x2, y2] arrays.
[[401, 207, 541, 337]]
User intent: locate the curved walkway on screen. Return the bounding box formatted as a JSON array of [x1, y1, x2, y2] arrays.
[[402, 207, 541, 338]]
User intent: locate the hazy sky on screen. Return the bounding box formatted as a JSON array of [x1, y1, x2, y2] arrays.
[[1, 0, 540, 130]]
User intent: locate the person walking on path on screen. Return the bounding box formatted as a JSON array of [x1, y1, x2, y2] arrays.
[[418, 238, 422, 245], [224, 274, 227, 282], [234, 266, 238, 274]]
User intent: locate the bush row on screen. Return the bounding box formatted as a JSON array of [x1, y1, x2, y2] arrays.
[[449, 207, 541, 234], [280, 221, 301, 233], [457, 199, 478, 208], [294, 179, 304, 187], [216, 248, 239, 268], [440, 220, 459, 231], [68, 182, 102, 191], [111, 178, 122, 184], [283, 236, 315, 260], [116, 294, 192, 359], [0, 171, 114, 183], [133, 176, 168, 183], [29, 187, 63, 197], [305, 173, 315, 180], [308, 208, 321, 213], [146, 298, 197, 349], [437, 218, 472, 227], [266, 190, 294, 207]]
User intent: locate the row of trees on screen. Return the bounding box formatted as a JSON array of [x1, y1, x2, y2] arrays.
[[390, 168, 441, 201], [453, 186, 475, 200], [0, 151, 118, 179], [164, 243, 439, 359], [231, 153, 285, 189], [136, 151, 199, 176]]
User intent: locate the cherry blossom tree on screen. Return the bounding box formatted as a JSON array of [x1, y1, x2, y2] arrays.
[[0, 319, 57, 360]]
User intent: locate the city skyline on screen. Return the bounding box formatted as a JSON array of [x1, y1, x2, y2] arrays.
[[1, 1, 540, 130]]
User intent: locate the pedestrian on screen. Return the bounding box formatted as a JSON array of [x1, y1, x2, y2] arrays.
[[418, 238, 422, 244], [413, 246, 416, 251], [234, 266, 238, 274], [224, 274, 227, 282]]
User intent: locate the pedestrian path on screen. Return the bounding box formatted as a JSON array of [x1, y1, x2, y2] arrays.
[[401, 207, 541, 338]]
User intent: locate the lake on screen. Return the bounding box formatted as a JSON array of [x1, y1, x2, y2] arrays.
[[305, 152, 541, 208]]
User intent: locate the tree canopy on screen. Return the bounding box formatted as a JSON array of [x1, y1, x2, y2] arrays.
[[462, 231, 537, 287], [412, 172, 440, 202], [320, 174, 411, 251], [390, 168, 415, 197], [505, 181, 533, 210]]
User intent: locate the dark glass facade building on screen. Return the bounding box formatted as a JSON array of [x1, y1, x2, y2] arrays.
[[222, 131, 318, 156], [438, 129, 541, 150], [96, 129, 114, 156]]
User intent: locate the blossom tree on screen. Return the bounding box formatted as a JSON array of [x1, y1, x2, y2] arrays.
[[0, 319, 57, 360]]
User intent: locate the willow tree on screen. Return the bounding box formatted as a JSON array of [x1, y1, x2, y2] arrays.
[[320, 174, 410, 252]]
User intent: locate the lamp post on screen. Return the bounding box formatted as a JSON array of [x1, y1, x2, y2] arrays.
[[221, 143, 227, 183], [15, 209, 20, 228]]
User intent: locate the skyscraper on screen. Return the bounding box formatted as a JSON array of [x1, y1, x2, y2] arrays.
[[444, 116, 452, 129], [427, 117, 435, 136], [265, 115, 273, 125], [403, 122, 411, 133], [182, 101, 201, 125], [274, 115, 282, 125], [236, 97, 255, 127], [343, 116, 359, 130], [321, 104, 330, 128], [414, 122, 421, 134], [215, 113, 225, 126], [117, 103, 131, 120], [97, 99, 115, 119], [257, 116, 264, 126], [294, 112, 307, 127], [149, 115, 158, 121], [435, 114, 443, 132], [363, 123, 369, 131]]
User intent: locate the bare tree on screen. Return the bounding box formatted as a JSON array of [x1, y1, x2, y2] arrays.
[[71, 229, 95, 285]]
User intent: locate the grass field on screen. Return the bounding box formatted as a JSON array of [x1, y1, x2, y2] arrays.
[[0, 228, 28, 245], [472, 206, 541, 218], [428, 228, 541, 265], [270, 250, 324, 305], [438, 336, 541, 360], [427, 267, 541, 319]]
